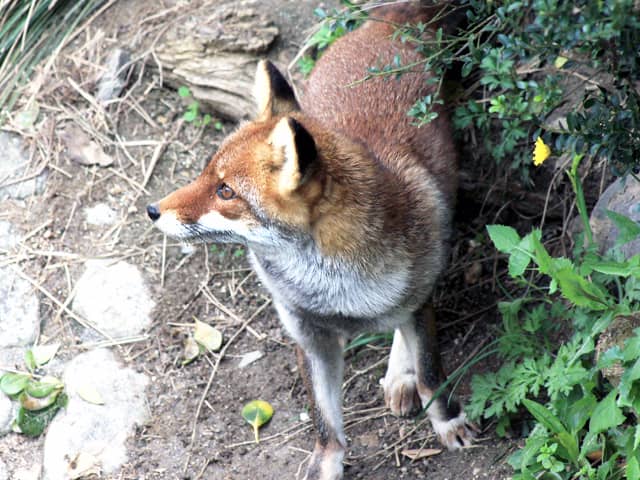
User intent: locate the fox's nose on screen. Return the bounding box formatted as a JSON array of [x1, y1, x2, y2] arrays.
[[146, 203, 161, 221]]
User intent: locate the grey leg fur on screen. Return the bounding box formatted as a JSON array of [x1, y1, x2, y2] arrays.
[[386, 304, 474, 449], [279, 304, 345, 480], [297, 337, 345, 480]]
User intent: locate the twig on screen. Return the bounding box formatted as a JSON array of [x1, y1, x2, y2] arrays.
[[186, 299, 272, 456], [10, 265, 113, 341], [343, 356, 387, 392], [77, 334, 149, 350], [201, 286, 264, 340]]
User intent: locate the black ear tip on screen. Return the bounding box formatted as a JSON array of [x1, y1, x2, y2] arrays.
[[263, 59, 282, 77], [263, 60, 295, 99], [288, 118, 317, 170]]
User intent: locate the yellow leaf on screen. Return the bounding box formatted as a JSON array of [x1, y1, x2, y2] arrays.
[[67, 451, 101, 479], [554, 55, 568, 69], [533, 137, 551, 166], [241, 400, 274, 443], [77, 384, 105, 405], [31, 344, 60, 367], [182, 335, 201, 365], [194, 319, 223, 352]]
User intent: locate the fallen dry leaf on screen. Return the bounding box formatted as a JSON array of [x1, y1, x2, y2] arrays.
[[586, 449, 603, 463], [400, 448, 442, 460], [67, 451, 101, 479], [76, 384, 105, 405], [464, 261, 483, 285], [194, 319, 223, 352], [182, 335, 200, 365], [60, 125, 113, 167], [238, 350, 264, 368]]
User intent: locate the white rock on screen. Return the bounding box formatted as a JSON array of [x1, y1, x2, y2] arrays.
[[14, 464, 41, 480], [0, 394, 13, 436], [0, 266, 40, 348], [181, 243, 196, 255], [0, 458, 7, 480], [0, 131, 48, 200], [0, 220, 19, 250], [0, 347, 25, 373], [72, 260, 155, 340], [238, 350, 264, 368], [84, 203, 118, 226], [42, 349, 149, 480]]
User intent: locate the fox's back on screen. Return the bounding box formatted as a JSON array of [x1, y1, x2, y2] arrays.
[[303, 5, 458, 204]]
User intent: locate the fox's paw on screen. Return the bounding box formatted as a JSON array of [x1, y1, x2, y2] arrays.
[[382, 372, 422, 417], [302, 442, 344, 480], [430, 412, 477, 450]]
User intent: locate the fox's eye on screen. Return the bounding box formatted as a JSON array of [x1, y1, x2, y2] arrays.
[[217, 183, 236, 200]]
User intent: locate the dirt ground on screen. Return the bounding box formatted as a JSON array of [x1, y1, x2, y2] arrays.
[[0, 0, 567, 478]]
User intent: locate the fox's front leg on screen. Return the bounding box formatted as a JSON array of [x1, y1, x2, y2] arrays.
[[384, 305, 475, 449], [295, 338, 345, 480], [276, 304, 346, 479]]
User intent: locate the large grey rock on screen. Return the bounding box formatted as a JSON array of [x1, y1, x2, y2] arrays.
[[0, 220, 19, 250], [0, 131, 48, 200], [0, 458, 7, 480], [0, 394, 13, 436], [13, 464, 41, 480], [0, 266, 40, 348], [591, 175, 640, 257], [72, 260, 155, 340], [42, 349, 149, 480], [0, 347, 24, 373]]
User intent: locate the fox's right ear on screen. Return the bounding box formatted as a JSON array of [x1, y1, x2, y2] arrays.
[[254, 60, 300, 121]]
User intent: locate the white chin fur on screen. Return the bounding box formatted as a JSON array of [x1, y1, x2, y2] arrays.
[[154, 211, 190, 238], [197, 211, 251, 237]]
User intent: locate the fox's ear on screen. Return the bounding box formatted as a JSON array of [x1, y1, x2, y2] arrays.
[[270, 117, 317, 194], [254, 60, 300, 121]]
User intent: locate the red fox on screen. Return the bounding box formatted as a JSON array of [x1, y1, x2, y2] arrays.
[[148, 3, 472, 479]]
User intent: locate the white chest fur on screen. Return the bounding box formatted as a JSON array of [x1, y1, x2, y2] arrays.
[[249, 244, 412, 319]]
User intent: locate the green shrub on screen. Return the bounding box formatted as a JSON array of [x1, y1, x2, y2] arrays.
[[390, 0, 640, 180], [470, 155, 640, 478]]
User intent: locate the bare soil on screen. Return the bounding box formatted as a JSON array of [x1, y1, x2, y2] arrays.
[[0, 1, 569, 478]]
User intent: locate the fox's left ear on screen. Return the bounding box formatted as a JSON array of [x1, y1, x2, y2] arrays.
[[270, 117, 317, 194], [254, 60, 300, 121]]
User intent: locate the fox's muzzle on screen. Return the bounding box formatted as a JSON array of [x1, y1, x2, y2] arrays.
[[146, 203, 160, 221]]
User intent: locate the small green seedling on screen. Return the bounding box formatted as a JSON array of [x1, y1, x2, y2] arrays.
[[177, 85, 214, 127]]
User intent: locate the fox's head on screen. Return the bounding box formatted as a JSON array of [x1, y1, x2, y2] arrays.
[[147, 61, 326, 247]]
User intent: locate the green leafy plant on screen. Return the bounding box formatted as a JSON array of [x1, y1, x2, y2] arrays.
[[177, 85, 222, 129], [298, 2, 367, 76], [372, 0, 640, 180], [469, 152, 640, 477], [0, 344, 66, 437]]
